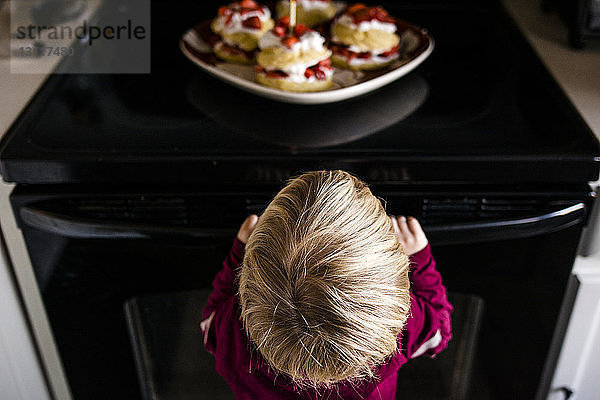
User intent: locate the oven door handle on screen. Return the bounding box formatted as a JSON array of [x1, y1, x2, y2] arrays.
[[20, 202, 586, 243], [423, 203, 586, 246], [19, 206, 237, 239]]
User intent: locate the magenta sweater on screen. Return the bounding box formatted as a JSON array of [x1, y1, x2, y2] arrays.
[[201, 238, 452, 399]]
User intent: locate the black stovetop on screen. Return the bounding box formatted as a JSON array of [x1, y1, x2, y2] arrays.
[[1, 0, 598, 185]]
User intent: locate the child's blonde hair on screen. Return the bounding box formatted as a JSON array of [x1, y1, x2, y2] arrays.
[[238, 170, 411, 386]]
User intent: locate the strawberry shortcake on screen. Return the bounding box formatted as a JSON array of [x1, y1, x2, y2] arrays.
[[211, 0, 275, 64], [330, 4, 400, 70], [255, 17, 333, 92], [275, 0, 337, 27]]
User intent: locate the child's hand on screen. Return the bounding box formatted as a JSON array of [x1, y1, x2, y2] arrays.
[[391, 216, 429, 256], [237, 214, 259, 244]]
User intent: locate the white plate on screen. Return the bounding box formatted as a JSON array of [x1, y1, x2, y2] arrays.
[[180, 20, 434, 104]]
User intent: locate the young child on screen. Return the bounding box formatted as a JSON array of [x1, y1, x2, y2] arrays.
[[200, 170, 452, 399]]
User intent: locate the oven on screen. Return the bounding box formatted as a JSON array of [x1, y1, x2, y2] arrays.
[[9, 183, 594, 399], [1, 0, 599, 399]]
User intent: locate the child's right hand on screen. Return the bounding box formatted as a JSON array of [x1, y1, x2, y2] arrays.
[[237, 214, 259, 244], [391, 216, 429, 256]]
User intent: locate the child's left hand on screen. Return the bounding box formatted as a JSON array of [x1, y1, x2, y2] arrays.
[[237, 214, 259, 244], [391, 216, 429, 256]]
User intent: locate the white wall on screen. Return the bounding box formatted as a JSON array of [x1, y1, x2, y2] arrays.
[[0, 230, 50, 400], [547, 271, 600, 400]]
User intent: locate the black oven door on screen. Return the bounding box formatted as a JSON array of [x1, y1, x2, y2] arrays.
[[11, 185, 592, 400]]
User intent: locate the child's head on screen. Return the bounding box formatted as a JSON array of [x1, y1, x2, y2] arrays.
[[238, 170, 411, 386]]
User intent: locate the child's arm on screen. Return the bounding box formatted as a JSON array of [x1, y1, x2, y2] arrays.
[[200, 215, 258, 352], [392, 216, 453, 359]]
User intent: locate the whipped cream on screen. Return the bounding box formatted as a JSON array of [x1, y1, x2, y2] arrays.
[[344, 43, 392, 54], [330, 36, 387, 52], [280, 50, 331, 75], [297, 0, 332, 11], [213, 6, 272, 35], [286, 66, 333, 83], [258, 23, 332, 83], [259, 30, 287, 49], [337, 50, 399, 66], [336, 14, 397, 33], [272, 61, 333, 83], [259, 51, 333, 83], [259, 30, 326, 53]]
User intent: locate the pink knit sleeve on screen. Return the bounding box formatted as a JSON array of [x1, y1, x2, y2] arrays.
[[200, 238, 245, 353], [401, 244, 453, 359]]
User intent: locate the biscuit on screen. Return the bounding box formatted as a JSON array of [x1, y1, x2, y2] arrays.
[[257, 47, 331, 70], [331, 54, 396, 70], [256, 73, 333, 92], [213, 42, 255, 64], [211, 18, 274, 51], [331, 22, 399, 53]]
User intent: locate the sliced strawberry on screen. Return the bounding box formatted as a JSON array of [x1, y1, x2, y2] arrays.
[[225, 13, 234, 25], [346, 4, 396, 24], [346, 3, 367, 14], [332, 45, 355, 60], [357, 51, 371, 59], [208, 33, 221, 46], [266, 70, 289, 78], [281, 36, 299, 48], [220, 42, 255, 58], [278, 16, 290, 26], [314, 69, 326, 80], [333, 45, 358, 61], [218, 6, 231, 16], [317, 58, 331, 68], [379, 45, 399, 58], [304, 68, 315, 79], [335, 47, 347, 57], [243, 16, 262, 29], [240, 0, 258, 8], [375, 9, 388, 19], [223, 43, 242, 55], [353, 8, 371, 23], [295, 24, 311, 36], [378, 15, 396, 24], [274, 25, 286, 37]]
